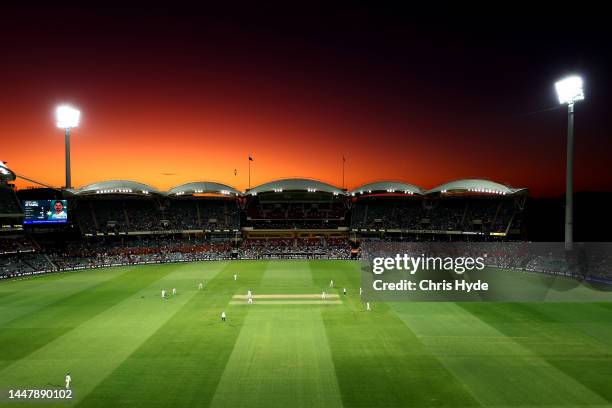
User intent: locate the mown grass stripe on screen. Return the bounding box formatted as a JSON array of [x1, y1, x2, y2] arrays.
[[391, 302, 610, 407], [76, 261, 267, 408], [0, 267, 133, 327], [210, 262, 343, 408], [0, 262, 226, 406], [0, 266, 170, 372], [313, 261, 480, 408], [460, 302, 612, 404]]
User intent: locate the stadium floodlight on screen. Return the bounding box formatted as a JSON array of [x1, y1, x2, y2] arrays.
[[555, 76, 584, 105], [55, 105, 80, 189], [554, 75, 585, 250], [56, 105, 80, 129]]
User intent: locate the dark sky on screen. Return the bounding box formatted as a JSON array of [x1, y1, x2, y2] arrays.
[[1, 5, 610, 196]]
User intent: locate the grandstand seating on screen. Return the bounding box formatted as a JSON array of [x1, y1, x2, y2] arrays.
[[246, 200, 346, 229], [0, 236, 36, 254], [163, 198, 240, 230], [75, 197, 240, 234], [0, 188, 22, 215], [350, 196, 521, 234], [240, 237, 350, 259]]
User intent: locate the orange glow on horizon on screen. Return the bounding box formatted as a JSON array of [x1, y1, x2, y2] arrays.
[[2, 77, 610, 198]]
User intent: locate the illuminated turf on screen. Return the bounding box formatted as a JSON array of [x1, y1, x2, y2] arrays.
[[1, 260, 611, 407]]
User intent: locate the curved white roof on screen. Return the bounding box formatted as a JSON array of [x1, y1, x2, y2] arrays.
[[77, 180, 160, 196], [349, 181, 423, 196], [168, 181, 241, 196], [248, 178, 344, 195], [0, 162, 16, 182], [426, 179, 526, 195]]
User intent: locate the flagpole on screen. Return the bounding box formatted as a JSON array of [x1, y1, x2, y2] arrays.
[[248, 157, 251, 190], [342, 156, 345, 189]]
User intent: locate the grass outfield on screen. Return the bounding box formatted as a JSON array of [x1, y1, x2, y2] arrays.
[[0, 260, 611, 407]]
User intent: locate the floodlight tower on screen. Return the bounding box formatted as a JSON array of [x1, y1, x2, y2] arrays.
[[55, 105, 80, 189], [554, 76, 584, 250]]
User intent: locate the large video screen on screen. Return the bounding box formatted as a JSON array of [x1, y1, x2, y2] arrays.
[[22, 199, 69, 224]]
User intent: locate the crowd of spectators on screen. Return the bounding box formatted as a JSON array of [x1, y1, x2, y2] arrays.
[[1, 235, 354, 278], [0, 252, 54, 278], [162, 200, 239, 230], [0, 236, 50, 278], [248, 220, 343, 229], [246, 201, 346, 229], [351, 197, 521, 234], [47, 237, 234, 270], [239, 237, 351, 259], [2, 233, 611, 284], [0, 236, 37, 254], [361, 240, 612, 282], [0, 255, 36, 277], [247, 201, 345, 220], [75, 198, 240, 234]]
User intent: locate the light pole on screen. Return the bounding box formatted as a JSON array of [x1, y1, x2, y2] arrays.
[[248, 155, 254, 190], [55, 105, 80, 189], [554, 76, 584, 250]]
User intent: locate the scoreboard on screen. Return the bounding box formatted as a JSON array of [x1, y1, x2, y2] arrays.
[[22, 200, 69, 225]]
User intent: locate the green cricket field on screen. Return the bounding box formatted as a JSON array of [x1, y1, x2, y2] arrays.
[[1, 260, 611, 407]]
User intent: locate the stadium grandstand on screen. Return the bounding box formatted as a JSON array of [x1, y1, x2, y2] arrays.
[[244, 178, 347, 230], [72, 180, 241, 235], [0, 160, 545, 278], [0, 161, 23, 233], [350, 179, 526, 239]]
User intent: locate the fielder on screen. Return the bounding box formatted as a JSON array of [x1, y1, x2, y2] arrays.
[[65, 372, 71, 389], [161, 289, 166, 299], [221, 311, 227, 322], [329, 279, 334, 288], [233, 274, 237, 281], [322, 290, 326, 300], [172, 288, 177, 295], [248, 297, 253, 304], [198, 282, 203, 290], [343, 288, 347, 296]]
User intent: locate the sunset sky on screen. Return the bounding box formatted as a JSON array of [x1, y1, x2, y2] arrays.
[[1, 6, 611, 196]]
